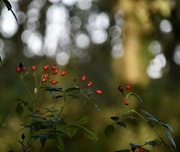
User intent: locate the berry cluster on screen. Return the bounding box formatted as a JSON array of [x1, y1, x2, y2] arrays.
[[15, 62, 103, 95], [15, 62, 26, 73], [16, 63, 67, 85], [81, 74, 103, 95], [42, 64, 67, 84], [118, 84, 132, 105]]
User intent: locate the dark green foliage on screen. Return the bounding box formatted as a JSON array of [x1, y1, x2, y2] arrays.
[[3, 0, 18, 23], [104, 125, 115, 138]]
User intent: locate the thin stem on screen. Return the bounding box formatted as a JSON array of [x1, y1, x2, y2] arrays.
[[20, 75, 33, 102], [33, 72, 38, 90]]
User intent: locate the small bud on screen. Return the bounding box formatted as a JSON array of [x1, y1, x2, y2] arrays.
[[118, 86, 124, 96], [34, 88, 38, 94], [21, 133, 25, 140]]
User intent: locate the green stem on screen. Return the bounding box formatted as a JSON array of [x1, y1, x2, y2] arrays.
[[20, 75, 33, 101], [130, 106, 175, 152]]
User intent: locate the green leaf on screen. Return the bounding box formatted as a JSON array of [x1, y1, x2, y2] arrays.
[[44, 86, 62, 92], [56, 121, 67, 132], [104, 125, 115, 138], [114, 150, 130, 152], [67, 94, 80, 99], [3, 0, 12, 10], [141, 109, 154, 118], [146, 117, 159, 123], [122, 114, 137, 121], [55, 95, 64, 99], [75, 116, 89, 125], [65, 87, 80, 92], [129, 143, 141, 149], [116, 121, 126, 128], [159, 121, 174, 132], [163, 128, 176, 150], [29, 114, 46, 120], [66, 125, 78, 138], [81, 127, 98, 140], [15, 104, 23, 115], [3, 0, 19, 24], [144, 148, 150, 152], [145, 140, 161, 147], [131, 93, 142, 103], [111, 116, 119, 121], [55, 135, 65, 151]]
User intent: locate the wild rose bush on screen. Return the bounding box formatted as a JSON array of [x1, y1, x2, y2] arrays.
[[11, 62, 176, 152], [14, 62, 103, 151], [104, 84, 176, 152]]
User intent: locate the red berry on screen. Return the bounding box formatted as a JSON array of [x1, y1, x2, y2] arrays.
[[51, 80, 57, 85], [87, 81, 93, 87], [81, 75, 86, 81], [21, 66, 26, 72], [61, 71, 66, 76], [51, 65, 56, 70], [53, 69, 58, 74], [126, 84, 132, 90], [124, 99, 129, 105], [42, 78, 47, 83], [31, 65, 36, 72], [139, 148, 145, 152], [96, 90, 103, 95], [43, 64, 49, 71], [43, 73, 49, 78], [16, 66, 21, 73]]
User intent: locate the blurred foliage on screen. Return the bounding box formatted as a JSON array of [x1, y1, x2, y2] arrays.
[[0, 0, 180, 151]]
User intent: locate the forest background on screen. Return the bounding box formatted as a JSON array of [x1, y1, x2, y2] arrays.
[[0, 0, 180, 151]]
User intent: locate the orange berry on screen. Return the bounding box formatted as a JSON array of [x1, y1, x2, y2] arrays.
[[31, 65, 36, 72], [43, 73, 49, 78], [51, 65, 56, 70], [96, 90, 103, 95], [61, 71, 66, 76], [81, 75, 86, 81], [16, 66, 21, 73], [87, 81, 93, 87], [42, 78, 47, 83], [53, 69, 58, 74], [51, 80, 57, 85], [43, 64, 49, 71], [124, 99, 129, 105], [139, 148, 145, 152], [126, 84, 132, 90]]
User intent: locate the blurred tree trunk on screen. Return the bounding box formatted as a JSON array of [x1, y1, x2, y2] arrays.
[[117, 0, 142, 84]]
